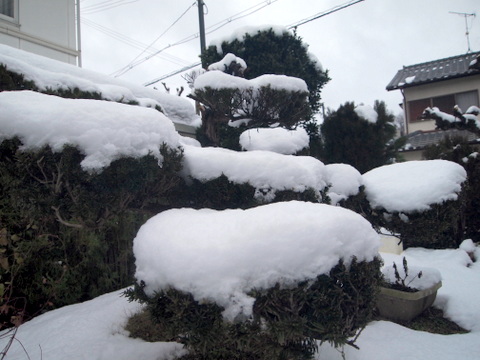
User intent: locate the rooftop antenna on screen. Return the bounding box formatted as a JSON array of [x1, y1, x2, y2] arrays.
[[449, 11, 476, 53]]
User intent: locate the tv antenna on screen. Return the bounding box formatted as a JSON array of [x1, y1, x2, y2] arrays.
[[449, 11, 476, 53]]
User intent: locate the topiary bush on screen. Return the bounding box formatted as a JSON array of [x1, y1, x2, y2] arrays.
[[0, 137, 185, 328], [126, 257, 382, 360]]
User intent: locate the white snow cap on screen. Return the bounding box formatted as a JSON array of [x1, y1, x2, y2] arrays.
[[209, 25, 290, 54], [239, 127, 309, 154], [194, 70, 308, 93], [325, 163, 363, 205], [0, 44, 200, 126], [382, 263, 441, 290], [181, 145, 327, 200], [355, 104, 378, 123], [0, 91, 182, 171], [363, 160, 467, 213], [133, 201, 380, 321], [207, 53, 247, 73]]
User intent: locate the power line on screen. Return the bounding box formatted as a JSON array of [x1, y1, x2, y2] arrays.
[[287, 0, 364, 29], [81, 18, 192, 67], [143, 0, 364, 87], [82, 0, 140, 15]]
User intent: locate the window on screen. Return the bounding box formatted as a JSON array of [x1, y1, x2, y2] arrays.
[[408, 90, 479, 122], [0, 0, 14, 18]]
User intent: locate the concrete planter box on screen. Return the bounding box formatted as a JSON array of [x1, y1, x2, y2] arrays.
[[376, 281, 442, 322]]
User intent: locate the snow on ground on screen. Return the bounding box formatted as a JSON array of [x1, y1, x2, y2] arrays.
[[2, 244, 479, 360], [133, 201, 380, 321], [0, 44, 200, 127], [362, 160, 467, 213], [239, 126, 309, 154], [0, 91, 182, 171], [181, 145, 327, 201]]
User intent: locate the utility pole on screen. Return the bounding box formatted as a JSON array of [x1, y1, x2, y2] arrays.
[[449, 11, 476, 53], [198, 0, 206, 67]]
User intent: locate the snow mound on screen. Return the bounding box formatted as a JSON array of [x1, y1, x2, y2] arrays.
[[194, 70, 308, 93], [325, 163, 363, 205], [181, 145, 327, 200], [0, 44, 200, 126], [363, 160, 467, 213], [0, 289, 186, 360], [133, 201, 380, 321], [0, 91, 182, 171], [239, 127, 309, 154]]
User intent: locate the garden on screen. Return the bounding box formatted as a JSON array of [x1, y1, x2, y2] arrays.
[[0, 27, 479, 360]]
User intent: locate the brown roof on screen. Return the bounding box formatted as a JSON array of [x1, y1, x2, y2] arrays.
[[386, 52, 480, 91]]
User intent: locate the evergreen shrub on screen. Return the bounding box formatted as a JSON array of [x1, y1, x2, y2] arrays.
[[126, 257, 382, 360], [0, 137, 185, 328]]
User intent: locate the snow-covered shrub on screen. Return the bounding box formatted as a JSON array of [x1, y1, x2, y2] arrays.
[[362, 160, 468, 249], [0, 138, 185, 328], [127, 202, 382, 359]]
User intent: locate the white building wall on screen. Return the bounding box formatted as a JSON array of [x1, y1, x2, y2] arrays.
[[0, 0, 79, 65]]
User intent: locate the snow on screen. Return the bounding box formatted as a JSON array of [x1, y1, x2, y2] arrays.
[[207, 53, 247, 72], [181, 145, 327, 201], [382, 262, 442, 290], [363, 160, 467, 213], [193, 70, 308, 93], [208, 24, 323, 71], [424, 106, 457, 123], [239, 127, 309, 154], [354, 104, 378, 123], [325, 163, 363, 205], [405, 75, 416, 84], [0, 44, 200, 127], [0, 91, 182, 171], [209, 24, 290, 54], [0, 289, 186, 360], [2, 244, 480, 360], [466, 105, 480, 115], [133, 201, 380, 321]]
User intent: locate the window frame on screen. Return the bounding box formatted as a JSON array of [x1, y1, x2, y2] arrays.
[[0, 0, 19, 24]]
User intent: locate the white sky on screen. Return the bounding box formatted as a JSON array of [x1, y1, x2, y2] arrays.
[[79, 0, 479, 116]]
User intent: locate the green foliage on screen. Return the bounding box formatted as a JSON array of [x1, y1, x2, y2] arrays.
[[0, 64, 38, 92], [0, 138, 185, 328], [423, 136, 480, 242], [126, 257, 382, 360], [321, 101, 402, 173], [201, 28, 330, 117]]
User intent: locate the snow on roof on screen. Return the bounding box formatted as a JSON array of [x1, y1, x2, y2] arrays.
[[181, 145, 326, 200], [0, 91, 181, 171], [325, 163, 363, 205], [239, 127, 309, 154], [0, 44, 200, 127], [193, 70, 308, 93], [386, 51, 480, 91], [354, 104, 378, 123], [133, 201, 380, 320], [363, 160, 467, 213]]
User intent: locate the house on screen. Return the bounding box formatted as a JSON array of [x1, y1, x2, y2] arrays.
[[0, 0, 80, 65], [386, 51, 480, 160]]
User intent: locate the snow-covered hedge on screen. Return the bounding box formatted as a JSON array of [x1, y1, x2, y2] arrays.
[[129, 201, 382, 358], [362, 160, 468, 248]]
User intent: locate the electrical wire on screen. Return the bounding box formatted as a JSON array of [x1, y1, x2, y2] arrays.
[[118, 2, 197, 76], [82, 0, 140, 15], [82, 18, 192, 66]]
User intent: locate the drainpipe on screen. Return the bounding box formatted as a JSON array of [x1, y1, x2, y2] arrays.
[[76, 0, 82, 67]]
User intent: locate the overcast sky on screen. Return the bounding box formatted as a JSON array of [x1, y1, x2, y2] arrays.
[[80, 0, 479, 116]]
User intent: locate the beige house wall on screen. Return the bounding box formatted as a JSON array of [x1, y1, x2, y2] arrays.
[[0, 0, 79, 65], [403, 74, 480, 133]]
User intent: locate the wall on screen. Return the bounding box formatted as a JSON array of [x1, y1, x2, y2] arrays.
[[403, 74, 480, 133], [0, 0, 79, 65]]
